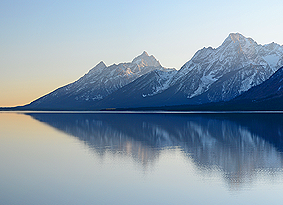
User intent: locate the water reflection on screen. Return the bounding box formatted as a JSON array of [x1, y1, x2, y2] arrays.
[[27, 112, 283, 188]]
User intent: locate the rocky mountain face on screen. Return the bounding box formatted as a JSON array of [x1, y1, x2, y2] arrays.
[[234, 66, 283, 102], [24, 51, 175, 110], [171, 66, 283, 111], [153, 33, 283, 105], [21, 33, 283, 110], [95, 33, 283, 109], [95, 69, 177, 108]]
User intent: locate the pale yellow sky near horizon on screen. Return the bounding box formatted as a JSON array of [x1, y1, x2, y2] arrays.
[[1, 0, 283, 107]]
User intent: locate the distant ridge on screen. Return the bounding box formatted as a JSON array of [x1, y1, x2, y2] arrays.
[[10, 33, 283, 111], [22, 51, 175, 110], [94, 33, 283, 109]]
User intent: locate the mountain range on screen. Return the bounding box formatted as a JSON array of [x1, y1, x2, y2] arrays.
[[24, 51, 175, 110], [15, 33, 283, 110]]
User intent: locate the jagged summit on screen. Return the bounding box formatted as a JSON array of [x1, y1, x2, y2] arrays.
[[163, 33, 283, 105], [224, 33, 250, 43], [95, 61, 107, 68], [132, 51, 149, 62], [221, 33, 257, 50], [229, 33, 245, 42], [141, 51, 149, 56], [21, 34, 283, 111], [24, 51, 173, 110], [132, 51, 161, 67], [89, 61, 107, 73]]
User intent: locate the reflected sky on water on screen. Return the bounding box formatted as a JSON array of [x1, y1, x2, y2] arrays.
[[1, 112, 283, 204], [28, 113, 283, 189]]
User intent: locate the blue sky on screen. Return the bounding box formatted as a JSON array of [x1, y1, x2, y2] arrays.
[[1, 0, 283, 106]]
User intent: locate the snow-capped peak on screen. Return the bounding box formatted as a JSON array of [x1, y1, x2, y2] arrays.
[[141, 51, 149, 56], [229, 33, 245, 42], [132, 51, 161, 67], [89, 61, 107, 73], [95, 61, 107, 68], [171, 33, 283, 103], [221, 33, 257, 50]]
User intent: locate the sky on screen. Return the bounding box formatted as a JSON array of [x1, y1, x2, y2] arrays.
[[1, 0, 283, 107]]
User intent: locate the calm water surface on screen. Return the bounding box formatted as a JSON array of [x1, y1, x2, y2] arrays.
[[1, 112, 283, 204]]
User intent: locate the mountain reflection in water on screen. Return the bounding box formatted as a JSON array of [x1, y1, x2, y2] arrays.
[[27, 112, 283, 188]]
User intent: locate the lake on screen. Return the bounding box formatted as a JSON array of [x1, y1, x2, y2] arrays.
[[1, 111, 283, 204]]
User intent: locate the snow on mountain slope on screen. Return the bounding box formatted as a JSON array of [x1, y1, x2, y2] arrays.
[[25, 51, 173, 109], [235, 66, 283, 101], [22, 33, 283, 110], [95, 69, 177, 108], [141, 69, 176, 97], [157, 33, 283, 105]]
